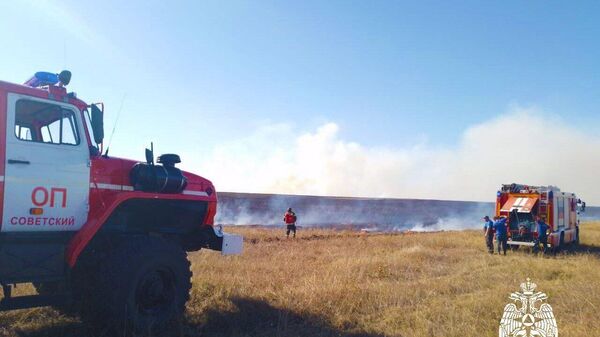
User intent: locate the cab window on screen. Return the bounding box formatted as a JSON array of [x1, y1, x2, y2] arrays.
[[15, 125, 32, 140], [15, 99, 80, 146]]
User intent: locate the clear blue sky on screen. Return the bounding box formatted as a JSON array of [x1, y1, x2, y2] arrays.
[[2, 1, 600, 191]]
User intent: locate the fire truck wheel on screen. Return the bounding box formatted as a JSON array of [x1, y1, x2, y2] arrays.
[[574, 227, 580, 245], [82, 236, 192, 333]]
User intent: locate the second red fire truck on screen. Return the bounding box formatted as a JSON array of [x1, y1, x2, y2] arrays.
[[495, 183, 585, 251]]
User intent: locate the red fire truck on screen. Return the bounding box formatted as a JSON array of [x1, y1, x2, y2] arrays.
[[0, 71, 242, 332], [495, 183, 585, 251]]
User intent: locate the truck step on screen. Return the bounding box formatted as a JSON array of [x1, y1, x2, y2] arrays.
[[0, 293, 69, 311]]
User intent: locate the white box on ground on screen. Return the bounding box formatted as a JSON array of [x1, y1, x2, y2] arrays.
[[222, 232, 243, 255]]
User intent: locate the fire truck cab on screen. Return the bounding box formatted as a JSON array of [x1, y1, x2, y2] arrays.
[[495, 183, 585, 250], [0, 71, 242, 332]]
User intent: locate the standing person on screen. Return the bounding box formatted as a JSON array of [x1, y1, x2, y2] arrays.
[[283, 208, 297, 238], [483, 216, 495, 254], [494, 216, 509, 255], [535, 215, 549, 254]]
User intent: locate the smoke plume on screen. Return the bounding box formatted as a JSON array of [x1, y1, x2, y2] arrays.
[[182, 107, 599, 229], [193, 107, 600, 204]]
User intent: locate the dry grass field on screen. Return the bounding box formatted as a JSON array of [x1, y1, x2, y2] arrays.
[[2, 222, 600, 337]]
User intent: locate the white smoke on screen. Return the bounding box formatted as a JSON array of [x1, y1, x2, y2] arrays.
[[408, 217, 483, 232], [188, 107, 600, 205]]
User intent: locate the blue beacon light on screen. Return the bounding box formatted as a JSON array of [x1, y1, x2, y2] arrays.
[[24, 72, 60, 87], [24, 70, 71, 88]]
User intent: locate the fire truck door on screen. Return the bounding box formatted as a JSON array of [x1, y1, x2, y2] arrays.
[[2, 93, 90, 232]]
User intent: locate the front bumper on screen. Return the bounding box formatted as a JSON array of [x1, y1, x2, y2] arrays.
[[506, 240, 535, 247], [184, 225, 243, 255], [217, 226, 244, 255]]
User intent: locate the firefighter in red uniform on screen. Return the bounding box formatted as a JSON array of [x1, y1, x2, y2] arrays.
[[284, 208, 297, 238]]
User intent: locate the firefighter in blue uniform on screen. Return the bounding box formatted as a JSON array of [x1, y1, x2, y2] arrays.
[[494, 216, 509, 255], [534, 215, 550, 254], [483, 216, 495, 254]]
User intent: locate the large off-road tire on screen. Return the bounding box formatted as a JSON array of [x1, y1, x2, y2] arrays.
[[81, 236, 192, 334]]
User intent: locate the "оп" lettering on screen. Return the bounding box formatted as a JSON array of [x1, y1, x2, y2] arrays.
[[31, 187, 68, 208]]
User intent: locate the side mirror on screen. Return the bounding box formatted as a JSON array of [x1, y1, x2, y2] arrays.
[[90, 104, 104, 144]]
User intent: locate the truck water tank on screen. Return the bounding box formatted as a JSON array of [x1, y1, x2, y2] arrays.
[[130, 154, 187, 193]]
